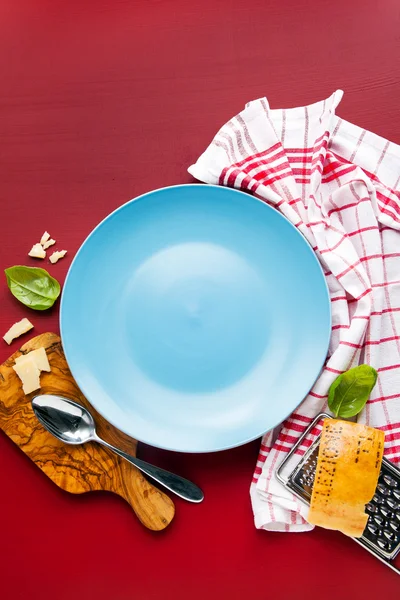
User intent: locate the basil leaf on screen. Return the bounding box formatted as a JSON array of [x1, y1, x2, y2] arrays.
[[328, 364, 378, 418], [5, 265, 61, 310]]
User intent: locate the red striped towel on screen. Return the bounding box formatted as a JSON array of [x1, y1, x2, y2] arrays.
[[188, 90, 400, 531]]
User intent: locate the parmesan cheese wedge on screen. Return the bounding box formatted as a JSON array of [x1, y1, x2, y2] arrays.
[[307, 419, 384, 538], [49, 250, 67, 264], [28, 243, 46, 259], [12, 355, 41, 394], [3, 318, 34, 344], [15, 347, 51, 372]]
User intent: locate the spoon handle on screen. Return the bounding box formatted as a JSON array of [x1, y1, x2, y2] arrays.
[[94, 435, 204, 503]]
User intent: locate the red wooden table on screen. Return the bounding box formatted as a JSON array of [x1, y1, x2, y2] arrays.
[[1, 1, 399, 597]]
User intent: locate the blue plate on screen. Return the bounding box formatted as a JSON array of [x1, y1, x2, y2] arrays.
[[61, 185, 331, 452]]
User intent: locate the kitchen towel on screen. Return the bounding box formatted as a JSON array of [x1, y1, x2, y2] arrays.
[[188, 90, 400, 531]]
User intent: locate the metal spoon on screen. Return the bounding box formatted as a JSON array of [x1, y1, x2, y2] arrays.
[[32, 394, 204, 503]]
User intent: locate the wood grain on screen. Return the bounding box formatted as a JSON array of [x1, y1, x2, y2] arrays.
[[1, 1, 400, 597], [0, 332, 175, 531]]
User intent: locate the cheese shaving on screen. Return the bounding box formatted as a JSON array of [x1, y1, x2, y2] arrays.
[[40, 231, 51, 245], [15, 347, 51, 372], [13, 346, 51, 395], [43, 238, 56, 250], [3, 318, 34, 344], [49, 250, 67, 264], [28, 243, 46, 259], [13, 356, 41, 394]]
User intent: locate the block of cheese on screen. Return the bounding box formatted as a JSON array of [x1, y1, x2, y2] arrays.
[[15, 347, 51, 372], [12, 355, 41, 394], [3, 318, 34, 344], [307, 419, 384, 538]]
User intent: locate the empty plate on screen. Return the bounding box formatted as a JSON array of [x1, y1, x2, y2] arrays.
[[60, 184, 331, 452]]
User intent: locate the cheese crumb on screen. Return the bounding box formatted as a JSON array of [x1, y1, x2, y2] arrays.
[[43, 238, 56, 250], [29, 243, 46, 259], [13, 355, 41, 394], [40, 231, 50, 245], [3, 318, 34, 345], [15, 347, 51, 372], [49, 250, 67, 264]]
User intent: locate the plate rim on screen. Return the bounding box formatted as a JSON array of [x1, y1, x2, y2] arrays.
[[60, 183, 332, 453]]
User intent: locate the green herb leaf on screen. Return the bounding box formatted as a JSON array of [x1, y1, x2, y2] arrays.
[[328, 364, 378, 418], [5, 265, 61, 310]]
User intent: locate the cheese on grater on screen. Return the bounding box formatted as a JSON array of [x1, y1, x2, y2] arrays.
[[307, 419, 384, 538]]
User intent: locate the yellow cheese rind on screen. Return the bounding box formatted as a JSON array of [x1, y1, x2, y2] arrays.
[[3, 318, 34, 344], [12, 356, 41, 394], [307, 419, 384, 538]]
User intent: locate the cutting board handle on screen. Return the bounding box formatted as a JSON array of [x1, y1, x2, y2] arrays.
[[0, 332, 175, 531]]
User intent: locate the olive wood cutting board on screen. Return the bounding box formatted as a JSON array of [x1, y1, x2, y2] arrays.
[[0, 332, 175, 530]]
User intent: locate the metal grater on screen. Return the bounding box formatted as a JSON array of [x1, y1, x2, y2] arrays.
[[276, 413, 400, 576]]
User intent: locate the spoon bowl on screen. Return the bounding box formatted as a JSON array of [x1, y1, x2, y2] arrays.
[[32, 394, 95, 444]]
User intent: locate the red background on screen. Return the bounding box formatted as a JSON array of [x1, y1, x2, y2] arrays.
[[0, 1, 399, 597]]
